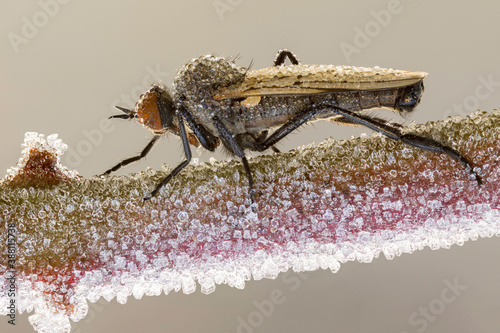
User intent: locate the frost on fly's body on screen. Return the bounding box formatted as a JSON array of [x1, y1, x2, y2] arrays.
[[101, 50, 482, 202]]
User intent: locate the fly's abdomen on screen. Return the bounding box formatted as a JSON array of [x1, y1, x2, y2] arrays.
[[360, 89, 398, 110], [360, 80, 424, 113], [334, 88, 399, 112], [238, 80, 425, 132], [316, 80, 424, 117]]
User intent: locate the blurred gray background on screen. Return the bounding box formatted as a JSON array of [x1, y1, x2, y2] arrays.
[[2, 1, 500, 332]]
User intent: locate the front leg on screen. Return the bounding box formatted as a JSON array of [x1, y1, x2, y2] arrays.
[[145, 114, 192, 200], [102, 135, 160, 176]]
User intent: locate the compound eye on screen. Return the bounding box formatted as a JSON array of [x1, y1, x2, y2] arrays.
[[136, 90, 163, 132]]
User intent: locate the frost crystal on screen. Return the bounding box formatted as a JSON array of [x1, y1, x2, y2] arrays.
[[1, 111, 500, 332]]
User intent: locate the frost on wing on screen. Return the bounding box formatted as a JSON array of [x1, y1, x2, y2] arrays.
[[0, 111, 499, 333]]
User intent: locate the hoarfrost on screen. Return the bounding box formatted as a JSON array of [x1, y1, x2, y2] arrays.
[[1, 111, 500, 332]]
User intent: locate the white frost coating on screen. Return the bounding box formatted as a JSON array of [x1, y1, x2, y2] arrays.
[[12, 208, 500, 333], [1, 111, 499, 332], [4, 207, 500, 333], [218, 63, 428, 96]]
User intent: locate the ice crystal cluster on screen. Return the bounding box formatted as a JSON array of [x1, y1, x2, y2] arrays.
[[1, 111, 500, 332]]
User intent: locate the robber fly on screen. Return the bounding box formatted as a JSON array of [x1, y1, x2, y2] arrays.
[[102, 49, 481, 202]]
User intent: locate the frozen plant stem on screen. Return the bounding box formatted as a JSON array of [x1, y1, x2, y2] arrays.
[[1, 110, 500, 333]]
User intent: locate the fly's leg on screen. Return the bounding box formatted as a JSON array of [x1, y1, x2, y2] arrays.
[[274, 49, 300, 66], [255, 106, 326, 151], [145, 114, 192, 200], [255, 104, 481, 185], [331, 115, 404, 129], [255, 111, 399, 152], [179, 104, 219, 151], [101, 135, 160, 176], [331, 108, 482, 186], [212, 115, 255, 203], [254, 130, 280, 153]]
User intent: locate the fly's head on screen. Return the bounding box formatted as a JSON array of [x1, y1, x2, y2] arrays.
[[396, 80, 425, 112], [110, 85, 201, 146], [173, 55, 247, 104], [112, 85, 175, 133]]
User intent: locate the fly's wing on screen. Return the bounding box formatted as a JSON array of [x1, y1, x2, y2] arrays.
[[213, 64, 427, 99]]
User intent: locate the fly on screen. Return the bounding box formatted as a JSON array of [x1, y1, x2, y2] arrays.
[[101, 49, 481, 202]]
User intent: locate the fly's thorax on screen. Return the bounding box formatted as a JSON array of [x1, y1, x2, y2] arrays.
[[173, 55, 246, 101], [173, 55, 247, 125]]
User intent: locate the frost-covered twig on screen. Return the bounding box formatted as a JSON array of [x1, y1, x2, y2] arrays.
[[1, 111, 499, 332]]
